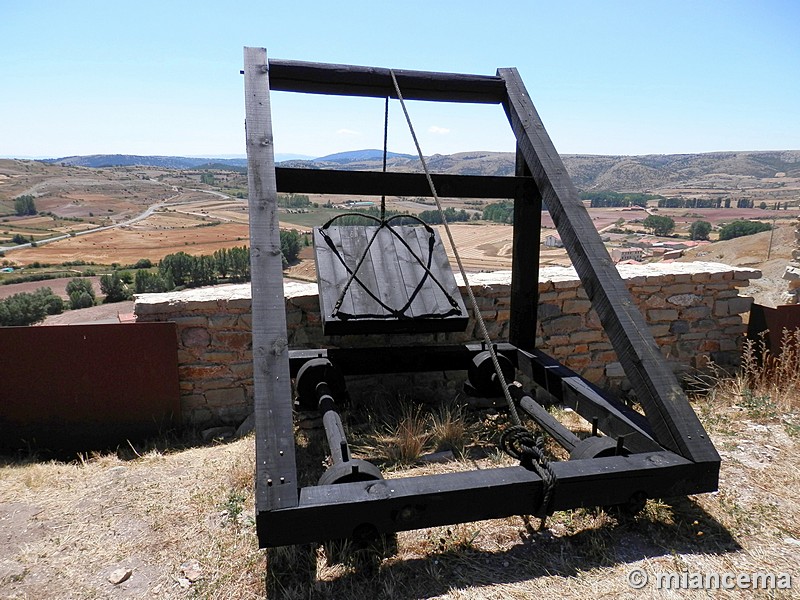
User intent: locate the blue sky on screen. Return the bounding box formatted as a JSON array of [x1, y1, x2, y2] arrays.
[[1, 0, 798, 159]]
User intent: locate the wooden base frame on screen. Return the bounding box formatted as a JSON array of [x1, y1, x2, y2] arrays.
[[242, 47, 720, 549]]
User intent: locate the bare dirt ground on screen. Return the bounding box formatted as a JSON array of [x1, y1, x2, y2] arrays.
[[680, 223, 796, 307], [38, 301, 135, 325], [1, 401, 797, 599], [8, 221, 252, 266], [0, 276, 102, 301]]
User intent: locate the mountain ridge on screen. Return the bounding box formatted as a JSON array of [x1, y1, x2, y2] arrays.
[[39, 149, 800, 192]]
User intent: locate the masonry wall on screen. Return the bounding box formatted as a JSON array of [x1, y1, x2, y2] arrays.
[[134, 262, 760, 428]]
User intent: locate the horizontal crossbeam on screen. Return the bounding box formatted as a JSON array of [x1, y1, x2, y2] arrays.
[[276, 167, 533, 199], [288, 343, 518, 377], [268, 59, 507, 103], [257, 451, 718, 546]]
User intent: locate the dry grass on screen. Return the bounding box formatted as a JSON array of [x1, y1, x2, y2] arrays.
[[2, 357, 799, 598], [693, 328, 800, 435]]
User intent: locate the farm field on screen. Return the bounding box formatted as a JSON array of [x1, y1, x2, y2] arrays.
[[2, 159, 798, 294]]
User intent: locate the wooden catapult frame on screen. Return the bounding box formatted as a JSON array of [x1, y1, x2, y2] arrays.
[[242, 47, 720, 548]]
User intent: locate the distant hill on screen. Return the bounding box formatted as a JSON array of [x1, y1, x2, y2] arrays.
[[285, 149, 800, 191], [314, 149, 415, 163], [563, 150, 800, 190], [45, 155, 248, 170], [40, 149, 800, 192]]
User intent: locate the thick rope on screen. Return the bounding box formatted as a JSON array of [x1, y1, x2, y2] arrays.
[[500, 425, 557, 520], [381, 96, 389, 220], [388, 69, 522, 427], [389, 70, 557, 522]]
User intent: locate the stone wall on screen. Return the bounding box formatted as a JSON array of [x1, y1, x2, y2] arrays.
[[134, 262, 760, 428]]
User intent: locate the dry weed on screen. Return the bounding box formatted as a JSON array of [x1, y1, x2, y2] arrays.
[[430, 401, 469, 455], [3, 359, 800, 598]]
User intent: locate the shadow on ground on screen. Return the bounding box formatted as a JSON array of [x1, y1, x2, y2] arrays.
[[266, 495, 740, 599]]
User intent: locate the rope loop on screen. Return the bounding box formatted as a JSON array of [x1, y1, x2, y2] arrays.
[[500, 425, 558, 519]]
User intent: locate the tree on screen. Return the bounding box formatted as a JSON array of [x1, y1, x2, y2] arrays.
[[278, 193, 311, 208], [189, 255, 217, 287], [214, 248, 230, 279], [642, 214, 676, 236], [718, 220, 772, 241], [134, 269, 171, 293], [689, 220, 712, 241], [14, 195, 36, 216], [200, 172, 215, 185], [280, 229, 301, 265], [159, 252, 194, 287], [131, 258, 152, 269], [227, 246, 250, 282], [66, 277, 96, 309], [483, 201, 514, 224], [100, 271, 133, 303], [0, 287, 62, 326]]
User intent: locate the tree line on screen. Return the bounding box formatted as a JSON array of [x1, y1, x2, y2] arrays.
[[482, 201, 514, 224], [580, 191, 661, 208], [0, 287, 63, 326], [0, 230, 305, 326], [134, 230, 302, 293]]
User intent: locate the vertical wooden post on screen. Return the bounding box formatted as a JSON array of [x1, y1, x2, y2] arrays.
[[509, 146, 541, 351], [244, 47, 298, 511], [499, 67, 718, 464]]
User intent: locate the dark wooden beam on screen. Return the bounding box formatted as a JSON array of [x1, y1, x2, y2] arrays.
[[516, 348, 661, 453], [509, 146, 541, 350], [257, 451, 718, 546], [268, 59, 507, 103], [288, 343, 519, 378], [498, 67, 719, 465], [244, 47, 299, 511], [275, 167, 531, 199]]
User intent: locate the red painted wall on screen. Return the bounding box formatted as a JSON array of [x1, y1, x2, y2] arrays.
[[0, 322, 180, 451]]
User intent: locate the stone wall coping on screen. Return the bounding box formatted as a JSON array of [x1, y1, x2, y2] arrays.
[[134, 261, 760, 312], [454, 262, 761, 286]]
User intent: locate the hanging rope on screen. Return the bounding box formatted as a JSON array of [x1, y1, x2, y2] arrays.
[[316, 89, 464, 324], [500, 425, 557, 520], [381, 95, 389, 221], [388, 70, 520, 424], [388, 69, 557, 520]]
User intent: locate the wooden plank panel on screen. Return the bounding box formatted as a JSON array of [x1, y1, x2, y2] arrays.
[[391, 226, 438, 319], [367, 226, 413, 318], [315, 224, 467, 334], [338, 226, 387, 318], [275, 167, 531, 199], [423, 226, 468, 321], [243, 47, 298, 511], [268, 59, 506, 104], [314, 226, 355, 322], [498, 67, 719, 465]]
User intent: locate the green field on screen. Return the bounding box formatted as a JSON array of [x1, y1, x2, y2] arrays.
[[279, 207, 349, 229]]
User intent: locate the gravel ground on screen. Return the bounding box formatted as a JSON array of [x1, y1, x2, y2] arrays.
[[39, 300, 135, 325]]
